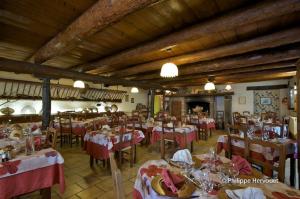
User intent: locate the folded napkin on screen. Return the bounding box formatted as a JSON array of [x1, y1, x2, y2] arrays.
[[231, 155, 252, 175], [161, 168, 184, 193], [101, 125, 111, 130], [171, 149, 193, 165], [226, 187, 265, 199], [32, 128, 42, 135]]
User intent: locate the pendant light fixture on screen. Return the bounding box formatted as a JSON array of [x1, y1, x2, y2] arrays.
[[131, 87, 139, 93], [225, 84, 232, 91], [73, 80, 85, 88], [160, 48, 178, 78], [204, 77, 215, 91], [160, 62, 178, 78]]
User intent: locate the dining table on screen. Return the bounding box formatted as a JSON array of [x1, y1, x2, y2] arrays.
[[133, 153, 300, 199], [151, 125, 197, 152], [188, 117, 216, 139], [217, 133, 297, 186], [0, 147, 65, 199], [84, 127, 145, 167]]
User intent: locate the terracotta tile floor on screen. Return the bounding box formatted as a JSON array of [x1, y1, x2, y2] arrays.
[[20, 130, 296, 198]]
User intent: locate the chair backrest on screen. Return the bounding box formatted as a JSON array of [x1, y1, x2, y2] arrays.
[[45, 127, 58, 149], [245, 138, 285, 182], [58, 113, 72, 134], [226, 124, 248, 159], [237, 116, 248, 125], [232, 112, 240, 125], [110, 114, 119, 128], [125, 117, 136, 131], [117, 124, 134, 148], [242, 111, 250, 116], [109, 153, 125, 199], [160, 121, 176, 159]]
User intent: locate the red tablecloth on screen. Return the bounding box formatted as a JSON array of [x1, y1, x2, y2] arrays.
[[151, 130, 197, 148], [0, 148, 65, 199], [84, 130, 144, 160], [0, 164, 65, 199]]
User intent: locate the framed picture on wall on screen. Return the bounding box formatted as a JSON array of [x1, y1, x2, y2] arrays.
[[238, 96, 246, 104], [131, 98, 134, 103], [260, 97, 271, 105]]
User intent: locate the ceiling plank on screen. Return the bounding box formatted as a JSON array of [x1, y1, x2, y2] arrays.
[[73, 0, 300, 73], [30, 0, 160, 64], [0, 58, 163, 89], [113, 27, 300, 77]]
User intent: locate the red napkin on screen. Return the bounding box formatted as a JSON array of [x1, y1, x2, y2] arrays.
[[232, 155, 252, 175], [161, 168, 184, 193]]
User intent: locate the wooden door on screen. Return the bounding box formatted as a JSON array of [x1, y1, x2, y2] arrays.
[[171, 100, 182, 120]]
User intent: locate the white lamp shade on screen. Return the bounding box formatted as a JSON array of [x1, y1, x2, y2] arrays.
[[204, 82, 215, 91], [131, 87, 139, 93], [73, 80, 85, 88], [225, 84, 232, 91], [160, 63, 178, 78]]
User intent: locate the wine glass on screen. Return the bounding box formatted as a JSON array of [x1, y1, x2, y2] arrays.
[[228, 163, 239, 179]]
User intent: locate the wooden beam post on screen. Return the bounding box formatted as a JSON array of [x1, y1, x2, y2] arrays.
[[41, 78, 51, 130], [296, 60, 300, 189], [150, 89, 155, 117]]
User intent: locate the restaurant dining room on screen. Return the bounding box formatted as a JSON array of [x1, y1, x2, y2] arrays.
[[1, 0, 300, 199]]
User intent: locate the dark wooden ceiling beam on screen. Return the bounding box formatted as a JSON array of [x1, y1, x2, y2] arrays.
[[73, 0, 300, 73], [30, 0, 160, 64], [134, 60, 297, 81], [163, 69, 296, 87], [177, 46, 300, 76], [0, 58, 164, 89], [112, 27, 300, 77]]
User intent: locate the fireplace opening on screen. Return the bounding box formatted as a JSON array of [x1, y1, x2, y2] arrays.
[[187, 101, 210, 114]]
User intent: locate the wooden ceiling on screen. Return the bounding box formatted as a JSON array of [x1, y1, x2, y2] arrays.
[[0, 0, 299, 88]]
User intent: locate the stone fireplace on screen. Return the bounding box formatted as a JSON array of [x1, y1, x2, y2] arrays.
[[185, 96, 215, 117]]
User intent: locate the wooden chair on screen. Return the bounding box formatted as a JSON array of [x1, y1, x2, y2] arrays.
[[226, 124, 248, 159], [110, 114, 119, 128], [232, 112, 240, 125], [267, 111, 277, 122], [58, 113, 76, 147], [196, 115, 210, 140], [237, 115, 248, 125], [115, 124, 136, 168], [242, 111, 250, 116], [160, 121, 176, 159], [44, 127, 58, 149], [245, 138, 286, 182], [216, 111, 225, 130], [109, 153, 125, 199]]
